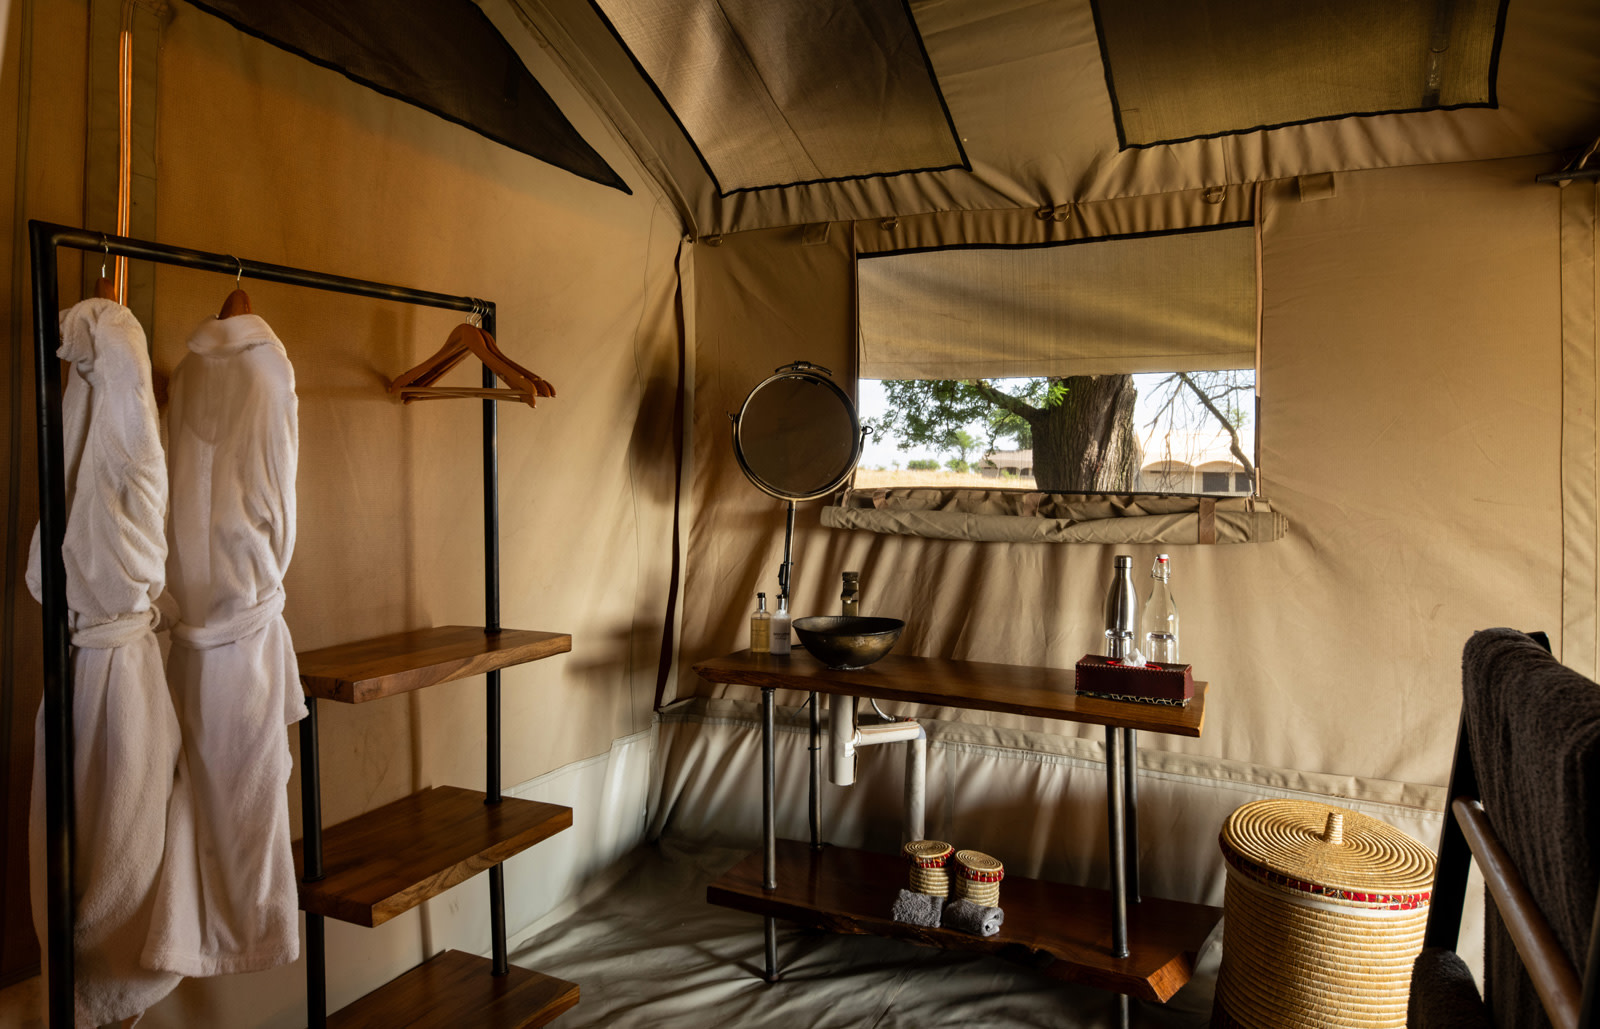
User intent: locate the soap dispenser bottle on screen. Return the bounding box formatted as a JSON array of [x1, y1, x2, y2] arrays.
[[750, 592, 771, 652], [770, 594, 792, 655]]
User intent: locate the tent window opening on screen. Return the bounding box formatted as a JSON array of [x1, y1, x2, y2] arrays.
[[1091, 0, 1508, 149], [855, 226, 1259, 500]]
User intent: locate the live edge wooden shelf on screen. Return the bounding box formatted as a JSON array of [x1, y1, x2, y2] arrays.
[[692, 649, 1217, 1006], [298, 625, 572, 704], [297, 625, 576, 1029], [690, 649, 1205, 735]]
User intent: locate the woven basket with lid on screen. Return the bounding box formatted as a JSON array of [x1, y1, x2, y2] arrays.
[[1211, 799, 1435, 1029]]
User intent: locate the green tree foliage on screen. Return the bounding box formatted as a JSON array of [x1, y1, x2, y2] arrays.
[[871, 370, 1254, 494], [872, 375, 1138, 492]]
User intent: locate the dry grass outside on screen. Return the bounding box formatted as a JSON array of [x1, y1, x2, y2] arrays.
[[854, 469, 1037, 490]]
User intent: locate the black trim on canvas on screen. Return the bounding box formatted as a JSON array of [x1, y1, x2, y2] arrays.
[[1087, 0, 1510, 153], [584, 0, 968, 198]]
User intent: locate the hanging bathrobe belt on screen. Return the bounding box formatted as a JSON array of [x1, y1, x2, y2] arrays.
[[70, 607, 161, 650], [170, 588, 285, 651]]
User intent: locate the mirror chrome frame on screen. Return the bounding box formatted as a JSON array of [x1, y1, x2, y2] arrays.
[[730, 361, 864, 502]]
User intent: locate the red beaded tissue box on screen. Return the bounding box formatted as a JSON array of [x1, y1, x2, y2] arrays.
[[1074, 655, 1194, 706]]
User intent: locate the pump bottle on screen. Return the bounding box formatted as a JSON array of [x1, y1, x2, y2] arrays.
[[770, 594, 792, 655], [750, 592, 771, 652]]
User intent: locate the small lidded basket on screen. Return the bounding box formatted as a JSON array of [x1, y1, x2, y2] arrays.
[[952, 849, 1005, 907], [903, 839, 954, 897], [1212, 799, 1435, 1029]]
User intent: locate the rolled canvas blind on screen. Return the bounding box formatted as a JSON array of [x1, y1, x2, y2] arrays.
[[858, 226, 1257, 381]]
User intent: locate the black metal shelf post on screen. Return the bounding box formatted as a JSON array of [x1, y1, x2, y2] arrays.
[[25, 221, 509, 1028]]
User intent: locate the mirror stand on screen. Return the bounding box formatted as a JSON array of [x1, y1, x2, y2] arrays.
[[777, 500, 796, 604]]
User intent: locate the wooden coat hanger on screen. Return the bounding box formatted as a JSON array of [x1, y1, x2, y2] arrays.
[[218, 257, 251, 318], [388, 317, 555, 408]]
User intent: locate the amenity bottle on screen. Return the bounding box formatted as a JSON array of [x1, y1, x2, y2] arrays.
[[1140, 554, 1180, 664], [750, 592, 771, 652], [1104, 555, 1138, 660], [770, 595, 792, 655]]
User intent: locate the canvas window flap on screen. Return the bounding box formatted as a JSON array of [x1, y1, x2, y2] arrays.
[[1093, 0, 1506, 148], [858, 226, 1257, 380]]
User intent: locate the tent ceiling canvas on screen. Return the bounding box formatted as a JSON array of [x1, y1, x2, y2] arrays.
[[589, 0, 968, 193], [514, 0, 1600, 235], [183, 0, 630, 192], [1092, 0, 1507, 147]]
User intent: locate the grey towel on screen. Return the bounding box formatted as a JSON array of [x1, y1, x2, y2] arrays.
[[1463, 628, 1600, 1029], [891, 889, 943, 928], [942, 898, 1004, 937]]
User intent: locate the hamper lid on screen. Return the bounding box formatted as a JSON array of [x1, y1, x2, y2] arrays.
[[903, 840, 954, 867], [953, 850, 1005, 882], [1219, 799, 1435, 906]]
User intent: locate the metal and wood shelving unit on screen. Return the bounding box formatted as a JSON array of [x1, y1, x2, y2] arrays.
[[691, 650, 1219, 1009], [296, 627, 578, 1028], [26, 222, 578, 1028]]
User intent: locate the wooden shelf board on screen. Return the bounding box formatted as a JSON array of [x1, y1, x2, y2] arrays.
[[295, 786, 572, 927], [706, 839, 1221, 1003], [693, 650, 1206, 737], [298, 625, 571, 703], [324, 949, 578, 1029]]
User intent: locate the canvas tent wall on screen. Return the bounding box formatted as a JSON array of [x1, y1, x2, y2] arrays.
[[0, 0, 683, 1020], [0, 0, 1597, 1026]]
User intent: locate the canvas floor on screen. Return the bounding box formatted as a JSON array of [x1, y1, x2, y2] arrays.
[[508, 838, 1222, 1029]]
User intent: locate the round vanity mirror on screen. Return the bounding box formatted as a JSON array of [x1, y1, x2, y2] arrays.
[[732, 362, 863, 502]]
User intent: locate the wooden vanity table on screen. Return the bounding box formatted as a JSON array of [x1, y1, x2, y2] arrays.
[[690, 649, 1220, 1007]]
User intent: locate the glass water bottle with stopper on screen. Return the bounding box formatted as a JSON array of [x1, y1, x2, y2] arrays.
[[1140, 554, 1179, 664]]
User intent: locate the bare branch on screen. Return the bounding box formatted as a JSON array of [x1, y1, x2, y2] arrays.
[[1177, 372, 1256, 479]]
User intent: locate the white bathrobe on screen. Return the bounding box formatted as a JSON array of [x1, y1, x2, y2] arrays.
[[143, 313, 307, 977], [25, 298, 185, 1027]]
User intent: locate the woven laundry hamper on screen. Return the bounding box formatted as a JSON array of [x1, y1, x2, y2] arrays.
[[1211, 799, 1435, 1029]]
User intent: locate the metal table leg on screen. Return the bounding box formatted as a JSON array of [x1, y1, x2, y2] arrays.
[[300, 698, 327, 1028], [1106, 725, 1129, 959], [762, 687, 779, 981], [809, 691, 822, 849], [1125, 727, 1140, 905]]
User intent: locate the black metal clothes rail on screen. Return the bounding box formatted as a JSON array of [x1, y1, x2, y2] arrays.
[[26, 220, 509, 1029]]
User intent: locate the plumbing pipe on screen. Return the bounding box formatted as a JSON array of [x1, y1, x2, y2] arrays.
[[829, 695, 858, 785], [829, 695, 928, 842]]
